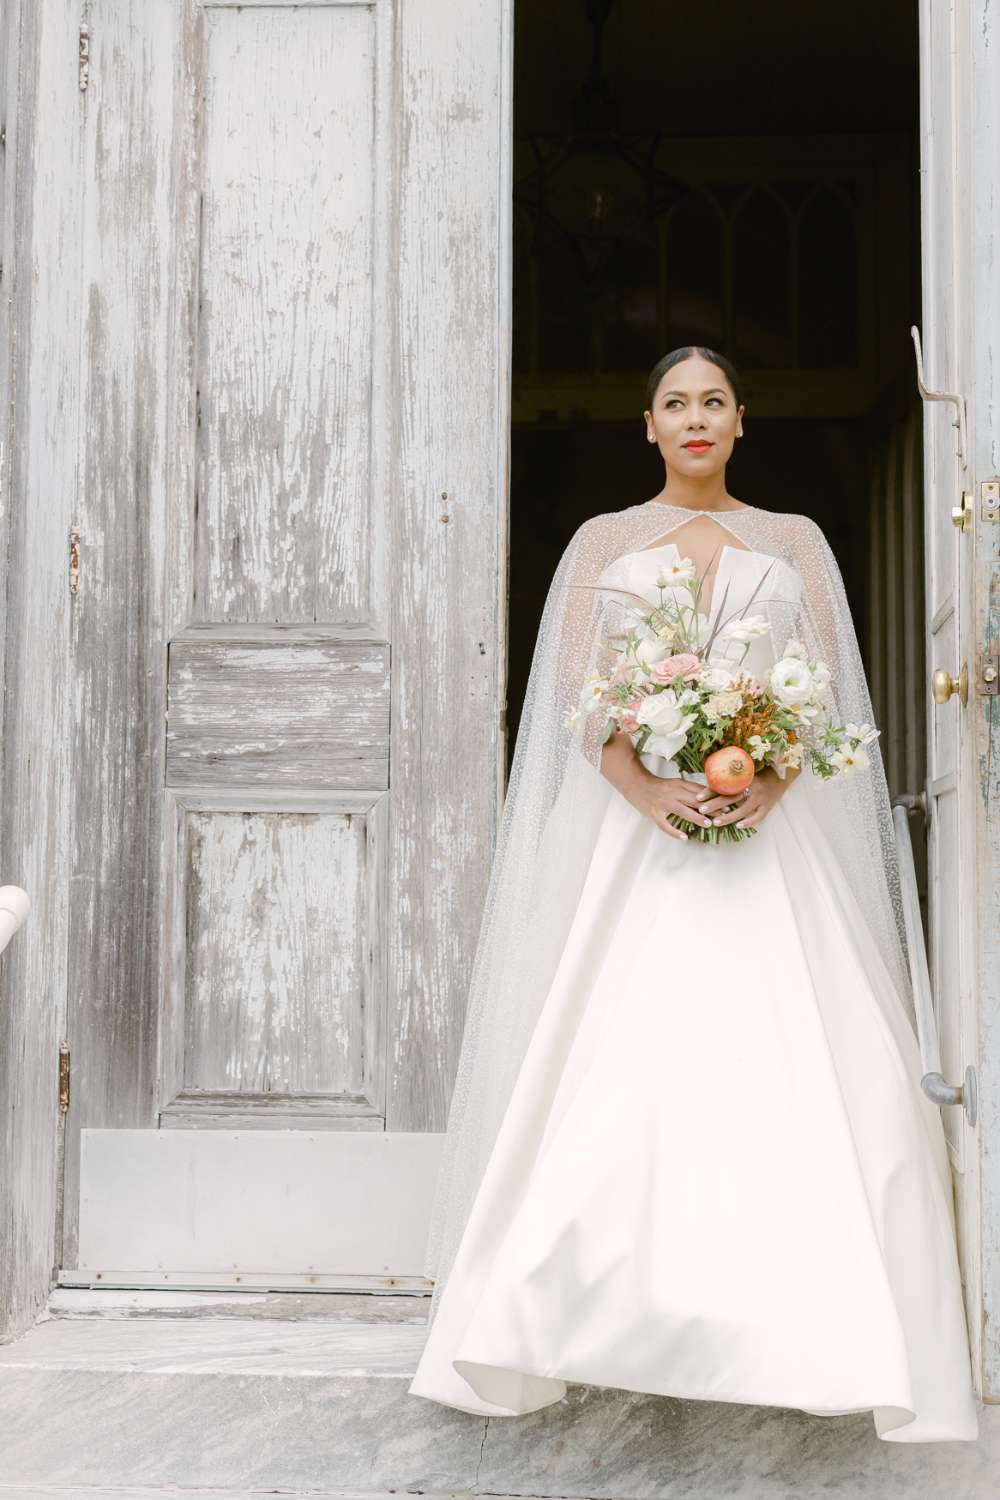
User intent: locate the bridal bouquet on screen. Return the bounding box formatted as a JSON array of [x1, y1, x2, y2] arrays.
[[563, 552, 880, 843]]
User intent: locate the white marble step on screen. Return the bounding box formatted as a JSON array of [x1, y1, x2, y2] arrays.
[[0, 1490, 560, 1500], [0, 1307, 998, 1498]]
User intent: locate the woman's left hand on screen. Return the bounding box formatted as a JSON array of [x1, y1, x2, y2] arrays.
[[694, 765, 799, 831]]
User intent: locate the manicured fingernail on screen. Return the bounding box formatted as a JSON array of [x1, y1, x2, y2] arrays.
[[696, 791, 707, 800], [680, 831, 688, 839]]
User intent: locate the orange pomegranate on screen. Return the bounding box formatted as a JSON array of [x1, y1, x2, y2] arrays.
[[703, 745, 755, 796]]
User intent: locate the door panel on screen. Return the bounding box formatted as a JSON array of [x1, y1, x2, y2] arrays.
[[62, 0, 508, 1287], [159, 787, 388, 1126], [916, 0, 980, 1382], [195, 3, 377, 625]]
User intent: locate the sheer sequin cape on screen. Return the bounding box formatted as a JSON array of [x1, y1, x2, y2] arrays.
[[422, 500, 914, 1325]]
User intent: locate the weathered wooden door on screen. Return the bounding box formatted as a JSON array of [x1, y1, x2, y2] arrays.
[[60, 0, 510, 1288], [915, 0, 982, 1390]]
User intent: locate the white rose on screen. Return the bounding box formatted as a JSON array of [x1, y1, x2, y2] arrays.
[[636, 688, 695, 759], [634, 635, 671, 669], [770, 657, 815, 710], [782, 638, 808, 659], [700, 662, 740, 691]]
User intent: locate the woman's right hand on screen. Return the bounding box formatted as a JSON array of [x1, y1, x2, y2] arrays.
[[599, 729, 713, 840], [624, 771, 715, 841]]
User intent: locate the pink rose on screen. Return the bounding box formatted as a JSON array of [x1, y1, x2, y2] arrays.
[[651, 652, 700, 685], [619, 698, 643, 734]]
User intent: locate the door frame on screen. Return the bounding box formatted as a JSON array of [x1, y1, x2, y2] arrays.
[[967, 0, 1000, 1403]]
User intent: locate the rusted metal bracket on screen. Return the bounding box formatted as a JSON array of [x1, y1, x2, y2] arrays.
[[59, 1045, 71, 1113], [68, 530, 80, 595], [79, 24, 90, 93]]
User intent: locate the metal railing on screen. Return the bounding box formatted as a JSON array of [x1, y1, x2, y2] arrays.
[[891, 793, 977, 1126]]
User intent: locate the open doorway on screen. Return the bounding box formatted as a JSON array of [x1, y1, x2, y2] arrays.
[[507, 0, 926, 854]]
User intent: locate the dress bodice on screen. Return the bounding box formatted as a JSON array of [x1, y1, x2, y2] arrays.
[[599, 540, 804, 678]]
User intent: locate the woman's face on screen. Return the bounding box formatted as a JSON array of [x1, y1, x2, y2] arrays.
[[644, 356, 744, 473]]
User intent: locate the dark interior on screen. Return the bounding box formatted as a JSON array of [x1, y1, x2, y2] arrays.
[[508, 0, 922, 788]]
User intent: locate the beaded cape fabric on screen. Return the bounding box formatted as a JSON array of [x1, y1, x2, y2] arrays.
[[422, 499, 914, 1326]]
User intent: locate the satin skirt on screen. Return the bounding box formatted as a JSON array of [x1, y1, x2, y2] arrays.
[[407, 769, 979, 1442]]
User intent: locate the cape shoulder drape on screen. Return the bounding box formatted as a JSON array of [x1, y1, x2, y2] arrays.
[[423, 499, 914, 1326]]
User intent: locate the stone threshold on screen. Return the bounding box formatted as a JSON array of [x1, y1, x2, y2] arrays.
[[1, 1305, 997, 1499], [0, 1488, 564, 1500]]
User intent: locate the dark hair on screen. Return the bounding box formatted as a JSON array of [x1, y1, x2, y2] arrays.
[[645, 346, 744, 412]]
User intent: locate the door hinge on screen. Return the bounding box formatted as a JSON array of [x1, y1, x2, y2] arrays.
[[79, 24, 90, 93], [69, 530, 80, 595], [58, 1045, 71, 1113]]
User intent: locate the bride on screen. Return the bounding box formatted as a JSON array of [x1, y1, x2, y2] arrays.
[[407, 346, 980, 1443]]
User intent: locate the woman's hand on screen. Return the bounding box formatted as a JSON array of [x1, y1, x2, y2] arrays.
[[626, 772, 719, 841], [695, 764, 800, 831], [600, 729, 713, 841]]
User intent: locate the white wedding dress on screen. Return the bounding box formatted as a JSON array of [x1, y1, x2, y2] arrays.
[[407, 534, 979, 1442]]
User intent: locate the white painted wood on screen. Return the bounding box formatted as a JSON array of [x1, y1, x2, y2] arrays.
[[59, 0, 183, 1276], [195, 2, 378, 625], [969, 0, 1000, 1400], [0, 0, 82, 1342], [61, 0, 509, 1283], [159, 786, 388, 1122], [76, 1130, 442, 1282], [166, 635, 391, 788], [385, 0, 511, 1135], [916, 0, 981, 1391]]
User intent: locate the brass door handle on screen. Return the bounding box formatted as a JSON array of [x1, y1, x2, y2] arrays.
[[931, 662, 968, 705]]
